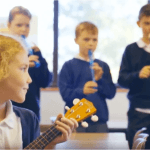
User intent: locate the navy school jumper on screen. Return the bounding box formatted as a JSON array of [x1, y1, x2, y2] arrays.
[[13, 106, 40, 148], [118, 42, 150, 109], [58, 58, 116, 124], [118, 42, 150, 148]]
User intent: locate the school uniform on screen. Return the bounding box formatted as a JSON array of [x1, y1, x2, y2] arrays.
[[0, 100, 40, 149], [118, 39, 150, 148], [58, 55, 116, 132]]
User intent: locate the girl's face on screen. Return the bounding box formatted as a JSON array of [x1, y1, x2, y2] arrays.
[[8, 14, 30, 37], [0, 50, 32, 103]]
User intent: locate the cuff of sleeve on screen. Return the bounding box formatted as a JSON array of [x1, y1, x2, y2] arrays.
[[96, 79, 104, 92], [75, 88, 86, 98], [33, 51, 43, 59]]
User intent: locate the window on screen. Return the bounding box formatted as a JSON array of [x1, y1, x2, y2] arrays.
[[58, 0, 147, 83], [0, 0, 148, 85], [0, 0, 54, 71]]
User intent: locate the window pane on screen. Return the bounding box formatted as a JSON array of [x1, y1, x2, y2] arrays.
[[0, 0, 53, 72], [59, 0, 147, 83]]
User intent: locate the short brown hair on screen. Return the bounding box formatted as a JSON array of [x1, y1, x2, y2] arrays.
[[8, 6, 32, 23], [75, 21, 98, 38], [0, 35, 24, 81], [138, 4, 150, 20]]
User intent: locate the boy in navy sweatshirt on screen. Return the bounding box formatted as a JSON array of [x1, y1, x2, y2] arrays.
[[0, 34, 78, 149], [118, 4, 150, 149], [6, 6, 53, 120], [58, 21, 116, 132]]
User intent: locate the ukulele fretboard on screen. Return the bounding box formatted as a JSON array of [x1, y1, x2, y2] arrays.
[[24, 124, 61, 149]]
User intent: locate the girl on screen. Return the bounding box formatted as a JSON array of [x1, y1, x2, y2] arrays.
[[0, 34, 78, 149]]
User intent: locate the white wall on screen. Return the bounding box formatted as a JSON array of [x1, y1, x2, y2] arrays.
[[40, 91, 129, 128]]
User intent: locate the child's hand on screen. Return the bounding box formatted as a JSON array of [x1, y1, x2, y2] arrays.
[[31, 45, 40, 52], [45, 114, 78, 149], [29, 55, 39, 67], [139, 66, 150, 79], [92, 63, 103, 81], [83, 81, 98, 95]]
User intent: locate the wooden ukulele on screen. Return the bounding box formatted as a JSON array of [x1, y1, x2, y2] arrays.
[[24, 98, 98, 149]]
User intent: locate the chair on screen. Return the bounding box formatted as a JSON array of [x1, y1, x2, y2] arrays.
[[132, 127, 149, 149]]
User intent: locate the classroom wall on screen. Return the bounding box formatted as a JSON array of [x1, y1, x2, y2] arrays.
[[40, 91, 129, 128]]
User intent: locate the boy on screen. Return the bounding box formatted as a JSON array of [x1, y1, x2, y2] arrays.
[[58, 21, 116, 132], [6, 6, 53, 120], [0, 34, 78, 149], [118, 4, 150, 149]]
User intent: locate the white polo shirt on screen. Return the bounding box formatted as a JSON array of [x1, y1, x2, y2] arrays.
[[0, 100, 22, 149]]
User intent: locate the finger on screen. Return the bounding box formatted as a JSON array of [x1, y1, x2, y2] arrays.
[[70, 118, 79, 128], [29, 57, 39, 62], [32, 46, 40, 52], [55, 126, 69, 141], [87, 81, 98, 86], [145, 66, 150, 69], [86, 88, 98, 94], [29, 55, 39, 59], [29, 62, 35, 67], [88, 83, 98, 88], [141, 72, 149, 77], [140, 74, 149, 79], [55, 114, 63, 122], [60, 117, 76, 132], [93, 62, 99, 66], [55, 120, 72, 136]]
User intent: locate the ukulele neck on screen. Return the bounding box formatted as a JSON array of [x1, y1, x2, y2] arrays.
[[24, 124, 61, 149]]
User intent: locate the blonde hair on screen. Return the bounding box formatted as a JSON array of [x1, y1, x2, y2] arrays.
[[75, 21, 98, 38], [0, 35, 24, 81]]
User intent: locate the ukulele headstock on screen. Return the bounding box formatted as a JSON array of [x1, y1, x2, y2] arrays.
[[64, 98, 97, 122]]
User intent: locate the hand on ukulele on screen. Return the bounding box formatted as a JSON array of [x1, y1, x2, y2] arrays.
[[29, 55, 40, 68], [45, 114, 78, 149], [139, 66, 150, 79], [92, 62, 103, 81], [83, 81, 98, 95]]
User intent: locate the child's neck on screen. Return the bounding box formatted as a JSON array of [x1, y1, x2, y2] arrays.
[[0, 102, 7, 122], [142, 37, 150, 45], [79, 53, 89, 61]]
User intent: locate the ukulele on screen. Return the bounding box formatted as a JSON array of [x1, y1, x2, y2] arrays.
[[24, 98, 98, 149]]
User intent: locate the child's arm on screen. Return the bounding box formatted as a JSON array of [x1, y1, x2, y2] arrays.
[[44, 114, 78, 149], [58, 62, 86, 103], [96, 62, 116, 99], [29, 48, 53, 88], [118, 47, 141, 89]]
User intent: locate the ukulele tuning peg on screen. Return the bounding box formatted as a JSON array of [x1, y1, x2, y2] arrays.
[[81, 121, 88, 128], [65, 106, 70, 111], [91, 115, 99, 122], [86, 109, 90, 113], [73, 98, 80, 105]]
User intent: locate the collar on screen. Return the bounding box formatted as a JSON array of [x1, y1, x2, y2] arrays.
[[74, 54, 95, 62], [0, 100, 15, 129], [136, 38, 150, 53], [136, 38, 148, 48]]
